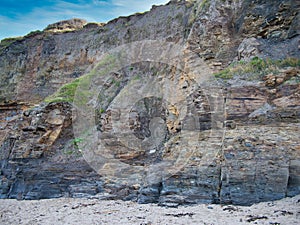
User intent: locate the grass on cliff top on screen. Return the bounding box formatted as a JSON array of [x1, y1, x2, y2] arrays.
[[0, 32, 44, 55], [0, 37, 23, 52], [214, 57, 300, 80]]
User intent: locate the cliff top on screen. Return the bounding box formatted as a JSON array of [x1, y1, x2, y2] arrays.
[[44, 18, 88, 33]]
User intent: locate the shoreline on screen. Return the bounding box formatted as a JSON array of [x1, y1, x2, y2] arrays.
[[1, 195, 299, 224]]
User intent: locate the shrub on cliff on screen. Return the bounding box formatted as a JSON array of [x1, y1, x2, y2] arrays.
[[214, 57, 300, 80]]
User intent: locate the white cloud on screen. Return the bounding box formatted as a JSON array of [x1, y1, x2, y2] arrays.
[[92, 0, 109, 6], [112, 0, 126, 6], [0, 15, 43, 38], [111, 0, 169, 15]]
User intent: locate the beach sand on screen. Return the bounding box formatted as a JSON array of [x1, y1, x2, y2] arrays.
[[1, 195, 299, 224]]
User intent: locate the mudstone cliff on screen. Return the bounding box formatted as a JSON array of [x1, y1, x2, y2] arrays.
[[0, 0, 299, 206]]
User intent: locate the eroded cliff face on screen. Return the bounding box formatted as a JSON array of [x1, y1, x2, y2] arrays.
[[0, 0, 299, 206], [0, 2, 195, 103]]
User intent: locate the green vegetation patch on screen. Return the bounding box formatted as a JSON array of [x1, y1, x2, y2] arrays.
[[45, 78, 81, 103], [214, 57, 300, 80], [199, 0, 211, 11], [63, 138, 84, 156], [44, 54, 117, 104], [0, 37, 23, 53], [25, 30, 43, 38]]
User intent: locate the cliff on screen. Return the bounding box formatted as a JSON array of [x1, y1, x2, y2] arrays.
[[0, 0, 299, 206]]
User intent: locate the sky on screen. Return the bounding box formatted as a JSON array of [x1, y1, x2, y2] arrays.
[[0, 0, 170, 40]]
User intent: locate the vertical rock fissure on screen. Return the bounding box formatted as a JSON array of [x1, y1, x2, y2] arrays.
[[218, 163, 223, 204], [218, 95, 228, 204], [285, 160, 290, 198]]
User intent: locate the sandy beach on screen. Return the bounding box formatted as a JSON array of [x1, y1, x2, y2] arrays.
[[0, 195, 299, 225]]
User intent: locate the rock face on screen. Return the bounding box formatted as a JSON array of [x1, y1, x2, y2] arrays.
[[0, 0, 299, 206], [44, 19, 88, 33]]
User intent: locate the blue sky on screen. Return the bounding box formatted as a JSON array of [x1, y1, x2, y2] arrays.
[[0, 0, 169, 40]]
